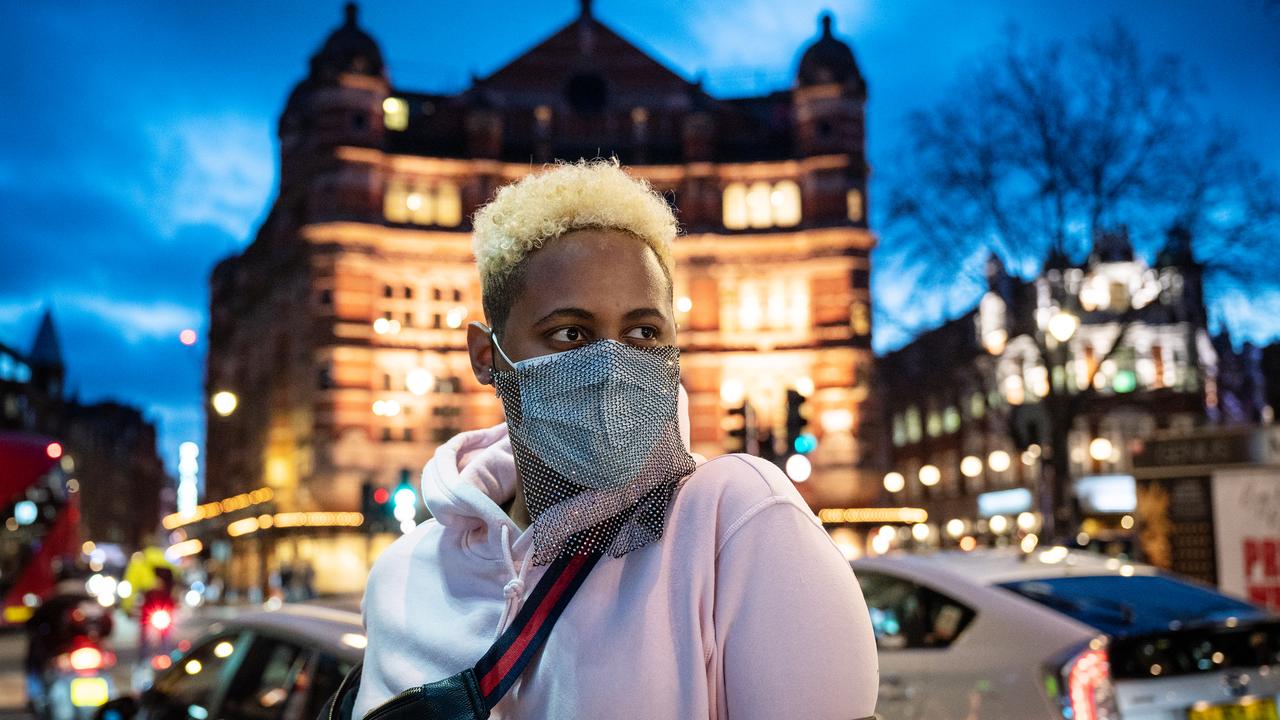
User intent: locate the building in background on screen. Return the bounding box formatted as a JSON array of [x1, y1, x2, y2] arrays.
[[204, 2, 877, 592], [874, 227, 1268, 554], [0, 310, 169, 550]]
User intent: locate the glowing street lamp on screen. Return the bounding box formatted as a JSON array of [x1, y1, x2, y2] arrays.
[[211, 391, 238, 417], [883, 472, 905, 493], [1047, 311, 1079, 343]]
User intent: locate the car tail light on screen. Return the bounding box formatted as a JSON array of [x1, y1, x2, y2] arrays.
[[1046, 637, 1118, 720], [149, 608, 173, 631]]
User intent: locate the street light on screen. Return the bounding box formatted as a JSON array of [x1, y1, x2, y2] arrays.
[[918, 464, 941, 487], [1047, 310, 1079, 343], [1088, 437, 1114, 462], [883, 472, 905, 493], [960, 455, 984, 478], [987, 450, 1011, 473], [211, 391, 238, 417]]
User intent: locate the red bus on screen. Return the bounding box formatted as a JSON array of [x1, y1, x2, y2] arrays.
[[0, 431, 81, 628]]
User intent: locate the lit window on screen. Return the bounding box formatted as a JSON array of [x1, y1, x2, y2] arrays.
[[926, 410, 942, 437], [892, 414, 906, 447], [436, 182, 462, 227], [771, 180, 801, 227], [943, 407, 961, 433], [905, 407, 922, 443], [850, 301, 870, 336], [846, 189, 863, 222], [384, 180, 409, 223], [746, 181, 772, 228], [969, 391, 985, 419], [409, 185, 433, 225], [723, 183, 748, 229], [382, 97, 409, 131]]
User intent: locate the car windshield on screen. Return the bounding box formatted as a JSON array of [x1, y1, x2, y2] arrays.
[[998, 575, 1263, 636]]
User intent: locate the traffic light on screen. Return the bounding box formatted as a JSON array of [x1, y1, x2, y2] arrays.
[[723, 402, 755, 454], [392, 469, 418, 533], [786, 389, 816, 455], [361, 481, 392, 532]]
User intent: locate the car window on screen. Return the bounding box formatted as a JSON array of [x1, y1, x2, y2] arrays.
[[296, 653, 356, 720], [998, 574, 1262, 636], [218, 634, 310, 720], [149, 633, 245, 720], [858, 570, 976, 650]]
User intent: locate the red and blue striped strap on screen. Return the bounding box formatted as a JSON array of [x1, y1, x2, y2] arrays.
[[472, 549, 602, 709]]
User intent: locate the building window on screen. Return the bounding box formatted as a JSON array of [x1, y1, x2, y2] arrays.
[[404, 312, 413, 326], [452, 289, 462, 302], [404, 286, 413, 299], [943, 406, 961, 434], [383, 180, 463, 227], [433, 288, 443, 301], [771, 180, 801, 227], [382, 97, 409, 131], [846, 188, 864, 222], [403, 428, 414, 442], [722, 180, 803, 230], [723, 183, 748, 229], [383, 285, 394, 298], [892, 414, 906, 447], [432, 313, 442, 329], [318, 289, 332, 305], [969, 391, 985, 419], [381, 428, 393, 442], [905, 407, 922, 444], [383, 373, 393, 390], [317, 366, 333, 390], [926, 409, 942, 438]]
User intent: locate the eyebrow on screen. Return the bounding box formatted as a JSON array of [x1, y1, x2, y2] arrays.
[[532, 306, 667, 327], [533, 307, 594, 327]]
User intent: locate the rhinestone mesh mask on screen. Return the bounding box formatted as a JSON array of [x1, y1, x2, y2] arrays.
[[491, 338, 697, 565]]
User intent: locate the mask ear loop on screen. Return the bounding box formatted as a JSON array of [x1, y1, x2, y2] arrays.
[[470, 321, 517, 374]]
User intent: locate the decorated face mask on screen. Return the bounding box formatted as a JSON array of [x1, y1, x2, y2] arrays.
[[487, 329, 696, 564]]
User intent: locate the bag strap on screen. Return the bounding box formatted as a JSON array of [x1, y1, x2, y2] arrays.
[[324, 549, 603, 720], [471, 549, 601, 709]]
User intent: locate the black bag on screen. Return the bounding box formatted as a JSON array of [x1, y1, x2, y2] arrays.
[[319, 550, 600, 720]]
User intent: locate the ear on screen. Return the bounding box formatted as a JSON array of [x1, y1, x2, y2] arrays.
[[466, 321, 496, 386]]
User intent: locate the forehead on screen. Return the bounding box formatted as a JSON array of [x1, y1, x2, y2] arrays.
[[515, 228, 671, 311]]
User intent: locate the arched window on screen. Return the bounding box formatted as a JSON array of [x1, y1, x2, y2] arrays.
[[382, 97, 409, 131], [384, 180, 409, 223], [771, 180, 802, 227], [746, 181, 772, 228], [436, 182, 462, 227], [722, 183, 748, 230]]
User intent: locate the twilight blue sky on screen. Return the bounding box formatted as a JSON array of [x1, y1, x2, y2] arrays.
[[2, 0, 1278, 473]]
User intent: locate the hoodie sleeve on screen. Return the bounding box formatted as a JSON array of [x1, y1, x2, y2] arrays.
[[712, 495, 879, 720]]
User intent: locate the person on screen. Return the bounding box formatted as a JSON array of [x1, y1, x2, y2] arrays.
[[353, 159, 878, 719]]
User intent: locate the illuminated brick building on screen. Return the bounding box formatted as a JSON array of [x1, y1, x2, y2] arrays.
[[875, 228, 1268, 553], [205, 2, 877, 588]]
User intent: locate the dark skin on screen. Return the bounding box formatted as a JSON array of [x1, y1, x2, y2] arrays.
[[466, 228, 677, 530]]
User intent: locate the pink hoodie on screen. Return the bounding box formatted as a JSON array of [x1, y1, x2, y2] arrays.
[[354, 419, 879, 719]]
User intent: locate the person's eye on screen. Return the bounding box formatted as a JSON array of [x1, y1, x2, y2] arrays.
[[548, 326, 587, 343], [624, 326, 659, 342]]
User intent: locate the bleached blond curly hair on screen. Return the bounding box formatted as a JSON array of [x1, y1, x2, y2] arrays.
[[472, 158, 678, 331]]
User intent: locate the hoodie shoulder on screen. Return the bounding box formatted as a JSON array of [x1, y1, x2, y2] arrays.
[[674, 453, 821, 552]]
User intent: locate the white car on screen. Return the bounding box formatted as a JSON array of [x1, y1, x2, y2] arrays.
[[853, 548, 1280, 720]]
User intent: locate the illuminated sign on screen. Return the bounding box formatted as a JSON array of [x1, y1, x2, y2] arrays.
[[977, 488, 1033, 518], [1075, 474, 1137, 514]]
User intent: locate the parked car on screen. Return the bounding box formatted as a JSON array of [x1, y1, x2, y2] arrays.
[[96, 604, 363, 720], [854, 547, 1280, 720]]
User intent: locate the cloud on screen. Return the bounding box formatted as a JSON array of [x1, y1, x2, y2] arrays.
[[142, 115, 276, 241]]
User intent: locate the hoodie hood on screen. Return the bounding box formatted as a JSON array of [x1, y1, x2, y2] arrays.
[[420, 385, 697, 561]]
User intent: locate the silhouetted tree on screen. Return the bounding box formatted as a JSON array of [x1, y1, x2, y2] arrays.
[[881, 22, 1280, 540]]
